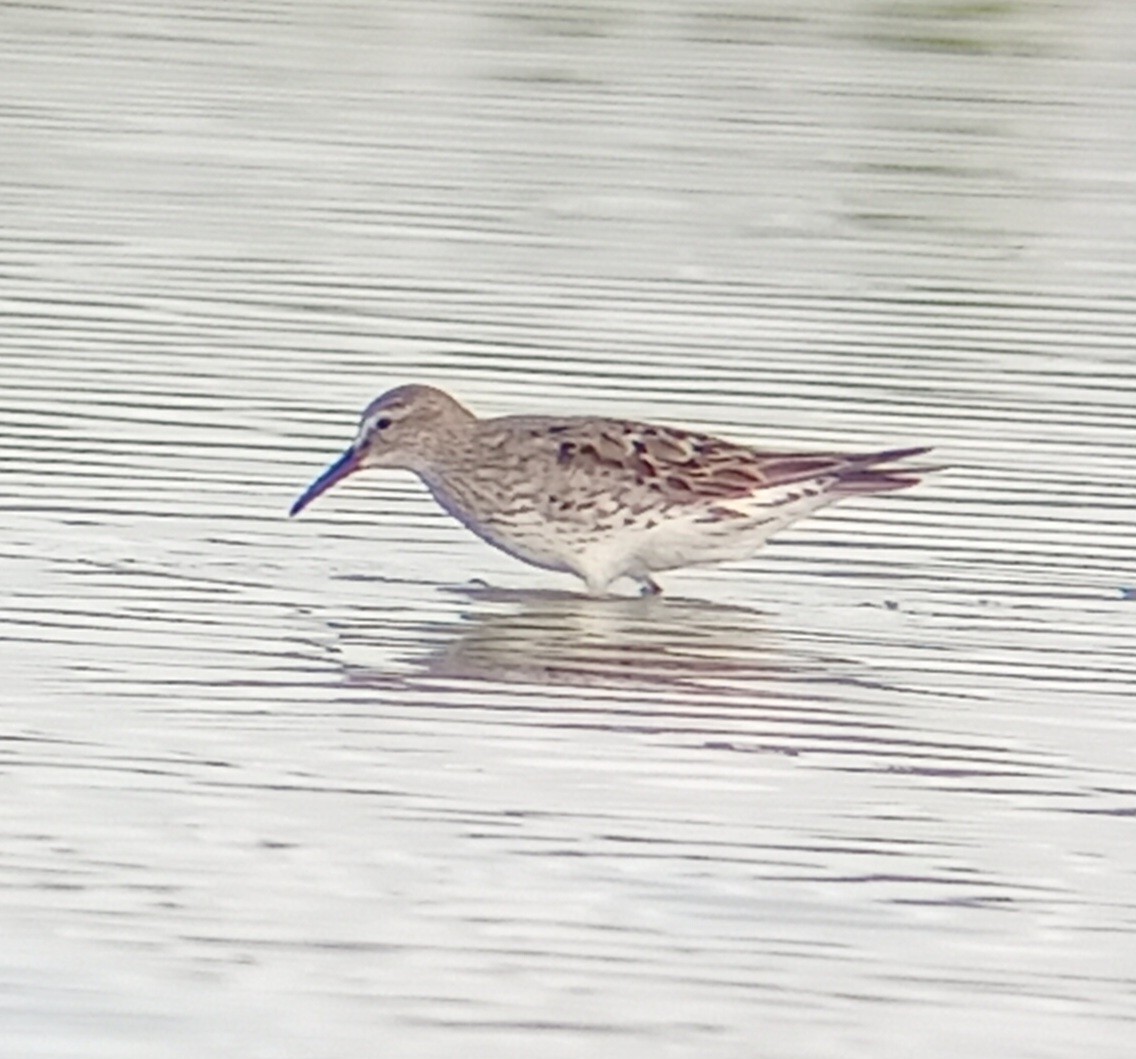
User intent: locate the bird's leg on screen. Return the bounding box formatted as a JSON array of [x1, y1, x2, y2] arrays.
[[635, 574, 663, 597]]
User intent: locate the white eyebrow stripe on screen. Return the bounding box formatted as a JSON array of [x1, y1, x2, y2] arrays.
[[359, 408, 397, 437]]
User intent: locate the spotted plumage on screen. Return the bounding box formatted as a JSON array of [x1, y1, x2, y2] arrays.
[[290, 384, 933, 595]]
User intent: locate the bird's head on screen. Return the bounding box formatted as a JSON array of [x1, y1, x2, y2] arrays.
[[289, 385, 475, 516]]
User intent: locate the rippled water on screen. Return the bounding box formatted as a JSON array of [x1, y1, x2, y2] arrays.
[[3, 2, 1136, 1056]]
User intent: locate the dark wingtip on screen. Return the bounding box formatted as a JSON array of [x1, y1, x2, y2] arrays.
[[833, 446, 940, 497], [861, 445, 934, 465]]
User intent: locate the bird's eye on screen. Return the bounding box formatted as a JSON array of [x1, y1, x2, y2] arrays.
[[375, 417, 392, 430]]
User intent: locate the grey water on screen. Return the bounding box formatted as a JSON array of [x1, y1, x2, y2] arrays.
[[2, 2, 1135, 1057]]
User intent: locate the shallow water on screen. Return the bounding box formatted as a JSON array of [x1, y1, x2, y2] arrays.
[[3, 2, 1136, 1056]]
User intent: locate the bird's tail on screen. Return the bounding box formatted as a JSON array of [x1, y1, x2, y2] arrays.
[[829, 446, 938, 498]]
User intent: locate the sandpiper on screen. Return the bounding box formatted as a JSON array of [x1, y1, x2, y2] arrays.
[[290, 385, 931, 595]]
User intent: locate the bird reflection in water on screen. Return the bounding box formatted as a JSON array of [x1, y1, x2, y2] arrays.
[[332, 583, 791, 692]]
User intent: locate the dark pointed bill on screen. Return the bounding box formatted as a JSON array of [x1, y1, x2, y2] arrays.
[[289, 446, 360, 517]]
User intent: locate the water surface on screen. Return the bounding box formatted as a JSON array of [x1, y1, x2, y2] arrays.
[[2, 2, 1135, 1057]]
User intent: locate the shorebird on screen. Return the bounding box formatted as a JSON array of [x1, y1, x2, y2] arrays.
[[290, 385, 931, 596]]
